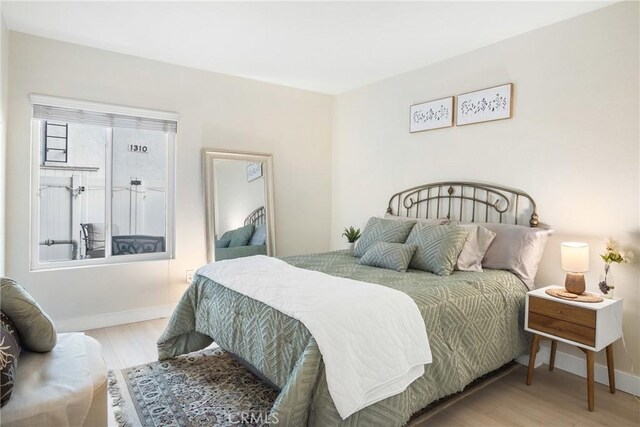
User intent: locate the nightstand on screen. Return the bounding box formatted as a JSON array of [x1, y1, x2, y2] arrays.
[[524, 285, 623, 411]]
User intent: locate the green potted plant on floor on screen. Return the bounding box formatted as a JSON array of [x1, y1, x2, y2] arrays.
[[342, 226, 361, 255]]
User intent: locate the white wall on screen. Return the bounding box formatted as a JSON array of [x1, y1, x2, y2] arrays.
[[0, 6, 8, 276], [213, 159, 265, 236], [6, 32, 333, 329], [332, 2, 639, 374]]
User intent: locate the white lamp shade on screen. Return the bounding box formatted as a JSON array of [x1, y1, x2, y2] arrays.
[[561, 242, 589, 273]]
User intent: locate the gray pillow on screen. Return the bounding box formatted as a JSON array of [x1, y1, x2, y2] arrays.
[[215, 230, 234, 248], [480, 223, 553, 289], [353, 217, 416, 258], [229, 224, 255, 247], [249, 224, 267, 246], [455, 224, 497, 272], [0, 277, 57, 352], [406, 224, 469, 276], [359, 242, 417, 272]]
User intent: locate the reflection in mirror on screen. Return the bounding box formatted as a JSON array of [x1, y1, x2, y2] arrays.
[[203, 150, 275, 262]]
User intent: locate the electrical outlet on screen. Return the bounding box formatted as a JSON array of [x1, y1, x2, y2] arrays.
[[186, 270, 195, 285]]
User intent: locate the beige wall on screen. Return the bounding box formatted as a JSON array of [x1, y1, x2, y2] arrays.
[[332, 2, 639, 374], [6, 32, 333, 327], [0, 8, 7, 276]]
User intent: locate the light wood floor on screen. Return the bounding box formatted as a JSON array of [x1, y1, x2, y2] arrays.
[[86, 319, 639, 427]]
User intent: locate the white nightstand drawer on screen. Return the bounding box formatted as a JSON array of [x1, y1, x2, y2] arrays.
[[525, 286, 623, 351]]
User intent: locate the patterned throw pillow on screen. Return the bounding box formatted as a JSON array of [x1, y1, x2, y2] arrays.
[[353, 217, 416, 258], [406, 224, 469, 276], [0, 277, 57, 352], [359, 242, 418, 272], [229, 224, 255, 247], [0, 311, 21, 407]]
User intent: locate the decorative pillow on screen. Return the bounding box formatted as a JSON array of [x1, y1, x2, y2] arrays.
[[0, 277, 57, 352], [480, 223, 553, 289], [455, 224, 497, 272], [359, 242, 417, 272], [406, 224, 469, 276], [216, 230, 234, 248], [229, 224, 255, 247], [353, 217, 416, 258], [0, 311, 21, 407], [249, 224, 267, 246], [384, 213, 450, 225]]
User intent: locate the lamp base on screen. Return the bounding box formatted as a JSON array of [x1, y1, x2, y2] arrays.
[[565, 272, 586, 294]]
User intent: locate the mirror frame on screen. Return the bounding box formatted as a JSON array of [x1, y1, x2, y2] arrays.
[[202, 149, 276, 263]]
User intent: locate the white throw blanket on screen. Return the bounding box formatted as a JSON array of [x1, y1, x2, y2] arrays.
[[196, 255, 432, 419]]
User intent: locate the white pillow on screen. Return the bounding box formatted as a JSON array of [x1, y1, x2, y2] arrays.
[[480, 223, 553, 289], [383, 213, 449, 225], [455, 224, 496, 272]]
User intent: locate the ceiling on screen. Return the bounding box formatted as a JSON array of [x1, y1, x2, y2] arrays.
[[2, 1, 613, 94]]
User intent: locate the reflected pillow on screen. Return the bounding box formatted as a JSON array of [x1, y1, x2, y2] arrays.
[[249, 224, 267, 246], [0, 277, 57, 352], [383, 213, 450, 225], [216, 230, 234, 248], [229, 224, 255, 247], [353, 217, 416, 258], [455, 224, 497, 272], [359, 242, 417, 272], [480, 223, 553, 289], [406, 224, 469, 276]]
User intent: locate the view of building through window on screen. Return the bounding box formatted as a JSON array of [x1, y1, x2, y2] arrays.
[[33, 102, 176, 267]]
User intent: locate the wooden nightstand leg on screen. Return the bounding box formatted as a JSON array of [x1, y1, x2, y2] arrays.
[[549, 340, 557, 371], [586, 350, 595, 411], [606, 344, 616, 394], [526, 334, 540, 385]]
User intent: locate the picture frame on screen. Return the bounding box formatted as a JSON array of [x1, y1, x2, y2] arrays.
[[456, 83, 513, 126], [247, 162, 263, 182], [409, 96, 454, 133]]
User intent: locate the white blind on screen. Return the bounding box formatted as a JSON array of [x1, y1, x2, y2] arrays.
[[33, 104, 177, 133]]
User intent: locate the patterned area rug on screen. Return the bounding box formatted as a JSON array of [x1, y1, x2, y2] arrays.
[[108, 347, 280, 427], [109, 347, 518, 427]]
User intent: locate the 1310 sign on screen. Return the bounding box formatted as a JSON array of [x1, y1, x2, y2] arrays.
[[128, 144, 149, 153]]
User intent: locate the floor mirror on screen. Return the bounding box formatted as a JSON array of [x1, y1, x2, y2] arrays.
[[202, 149, 276, 262]]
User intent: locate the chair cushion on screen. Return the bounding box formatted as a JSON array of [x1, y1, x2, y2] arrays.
[[0, 333, 106, 427], [0, 277, 57, 352]]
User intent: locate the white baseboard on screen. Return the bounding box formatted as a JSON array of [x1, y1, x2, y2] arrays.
[[517, 347, 640, 396], [516, 346, 550, 368], [55, 304, 174, 332]]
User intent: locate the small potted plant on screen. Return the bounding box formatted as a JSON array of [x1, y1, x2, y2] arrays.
[[342, 226, 361, 255], [598, 237, 634, 298]]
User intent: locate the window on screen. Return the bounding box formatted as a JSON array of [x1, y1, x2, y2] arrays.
[[30, 95, 177, 270]]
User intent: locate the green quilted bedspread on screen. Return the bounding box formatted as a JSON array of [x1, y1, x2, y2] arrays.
[[157, 250, 529, 426]]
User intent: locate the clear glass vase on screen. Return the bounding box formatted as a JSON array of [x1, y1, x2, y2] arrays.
[[598, 263, 615, 299]]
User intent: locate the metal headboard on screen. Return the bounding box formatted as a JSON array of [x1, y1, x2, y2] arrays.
[[244, 206, 266, 227], [387, 181, 539, 227]]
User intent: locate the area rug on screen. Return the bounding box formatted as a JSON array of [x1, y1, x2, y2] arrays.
[[109, 347, 518, 427], [108, 347, 279, 427]]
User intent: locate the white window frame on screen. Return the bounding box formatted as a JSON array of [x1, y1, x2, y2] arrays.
[[29, 94, 177, 271]]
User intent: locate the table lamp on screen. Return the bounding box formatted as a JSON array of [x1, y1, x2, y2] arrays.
[[561, 242, 589, 294]]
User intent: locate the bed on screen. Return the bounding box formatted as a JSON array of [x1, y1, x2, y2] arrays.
[[158, 181, 544, 426]]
